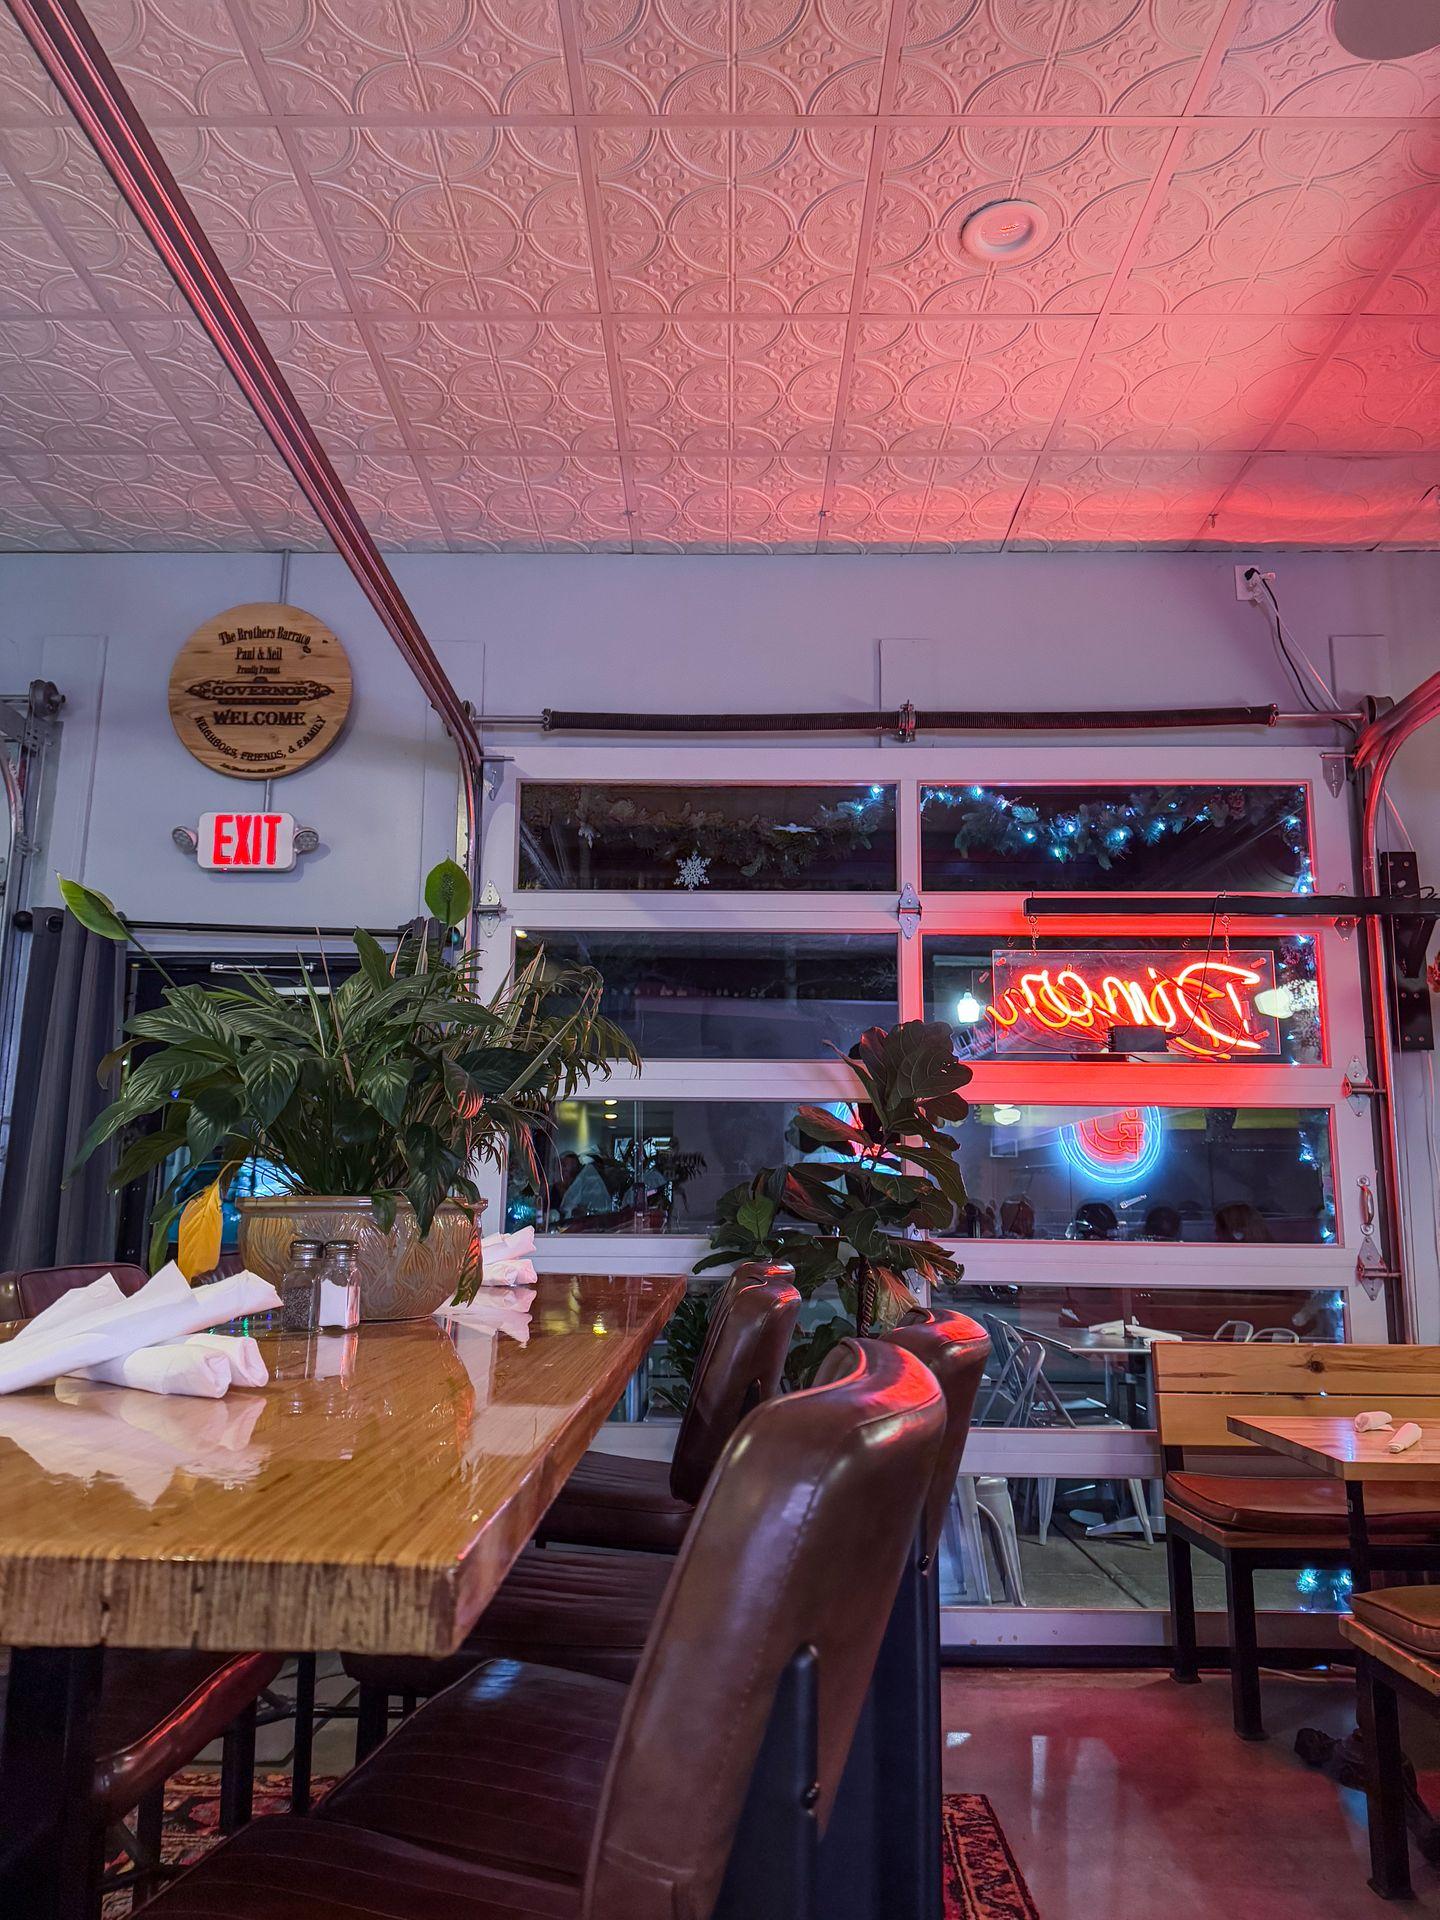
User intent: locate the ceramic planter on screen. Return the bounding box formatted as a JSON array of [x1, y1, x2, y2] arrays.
[[237, 1194, 484, 1322]]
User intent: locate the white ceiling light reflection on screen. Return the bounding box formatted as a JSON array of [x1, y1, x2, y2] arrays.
[[953, 992, 984, 1025], [992, 1104, 1022, 1127]]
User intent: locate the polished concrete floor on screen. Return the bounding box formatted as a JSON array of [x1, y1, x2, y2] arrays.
[[943, 1666, 1440, 1919]]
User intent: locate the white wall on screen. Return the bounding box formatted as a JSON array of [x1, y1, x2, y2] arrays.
[[0, 546, 1435, 1317]]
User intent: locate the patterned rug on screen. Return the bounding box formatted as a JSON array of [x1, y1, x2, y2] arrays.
[[943, 1793, 1042, 1920], [104, 1774, 1038, 1919]]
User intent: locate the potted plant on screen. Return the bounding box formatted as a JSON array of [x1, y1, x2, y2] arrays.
[[693, 1020, 971, 1385], [62, 861, 636, 1318]]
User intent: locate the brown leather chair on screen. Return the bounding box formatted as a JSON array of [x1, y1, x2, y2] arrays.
[[340, 1267, 800, 1735], [130, 1337, 946, 1920], [343, 1296, 985, 1727], [12, 1261, 150, 1319], [539, 1261, 801, 1553], [0, 1646, 282, 1905]]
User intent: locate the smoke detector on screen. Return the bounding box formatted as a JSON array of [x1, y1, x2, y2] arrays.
[[957, 199, 1051, 264], [1333, 0, 1440, 58]]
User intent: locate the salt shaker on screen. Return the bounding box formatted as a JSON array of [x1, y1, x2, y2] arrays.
[[317, 1240, 361, 1330], [280, 1238, 324, 1332]]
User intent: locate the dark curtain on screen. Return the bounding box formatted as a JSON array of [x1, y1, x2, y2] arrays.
[[0, 911, 126, 1271]]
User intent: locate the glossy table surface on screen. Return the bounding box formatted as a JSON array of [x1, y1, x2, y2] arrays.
[[0, 1271, 682, 1654], [1226, 1413, 1440, 1481]]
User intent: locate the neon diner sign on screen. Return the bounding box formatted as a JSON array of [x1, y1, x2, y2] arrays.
[[987, 948, 1284, 1061]]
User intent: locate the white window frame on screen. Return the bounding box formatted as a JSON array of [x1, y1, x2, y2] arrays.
[[476, 741, 1376, 1642], [476, 740, 1375, 1315]]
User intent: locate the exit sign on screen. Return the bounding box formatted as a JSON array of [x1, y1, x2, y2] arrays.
[[197, 811, 296, 871]]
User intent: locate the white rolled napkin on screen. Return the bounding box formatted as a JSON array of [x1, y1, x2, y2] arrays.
[[13, 1270, 130, 1341], [1354, 1411, 1393, 1433], [478, 1226, 538, 1290], [185, 1332, 269, 1388], [0, 1263, 281, 1396], [436, 1287, 535, 1345], [1388, 1422, 1424, 1454], [75, 1343, 231, 1399]]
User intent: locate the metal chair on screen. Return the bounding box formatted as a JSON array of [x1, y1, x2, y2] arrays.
[[1011, 1340, 1155, 1548]]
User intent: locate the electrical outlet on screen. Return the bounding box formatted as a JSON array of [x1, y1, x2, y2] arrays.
[[1234, 563, 1263, 602]]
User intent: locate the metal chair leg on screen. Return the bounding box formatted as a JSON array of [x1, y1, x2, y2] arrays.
[[1224, 1556, 1265, 1741], [1356, 1658, 1414, 1900], [219, 1699, 257, 1833], [1127, 1479, 1155, 1548]]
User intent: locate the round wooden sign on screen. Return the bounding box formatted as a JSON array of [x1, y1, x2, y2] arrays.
[[169, 603, 352, 780]]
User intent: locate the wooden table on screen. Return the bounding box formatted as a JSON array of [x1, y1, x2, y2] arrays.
[[1226, 1413, 1440, 1592], [0, 1271, 683, 1918]]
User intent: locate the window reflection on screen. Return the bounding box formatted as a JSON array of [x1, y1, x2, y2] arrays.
[[946, 1105, 1334, 1245], [920, 783, 1312, 892], [507, 1099, 824, 1234], [521, 932, 898, 1059], [519, 783, 897, 891]]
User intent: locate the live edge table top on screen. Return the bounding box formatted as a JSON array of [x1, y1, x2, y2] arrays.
[[1226, 1414, 1440, 1481], [0, 1272, 683, 1656]]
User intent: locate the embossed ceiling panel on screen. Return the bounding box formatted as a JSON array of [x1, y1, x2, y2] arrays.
[[2, 0, 1440, 547]]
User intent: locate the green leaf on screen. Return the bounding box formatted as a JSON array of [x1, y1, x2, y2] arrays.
[[354, 927, 393, 991], [360, 1060, 411, 1127], [239, 1049, 300, 1126], [111, 1117, 187, 1187], [57, 875, 129, 942], [370, 1188, 399, 1233], [788, 1105, 865, 1151], [186, 1084, 243, 1163], [423, 858, 472, 929]]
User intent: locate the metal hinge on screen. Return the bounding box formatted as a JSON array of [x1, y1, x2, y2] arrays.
[[480, 754, 512, 801], [897, 883, 922, 941], [476, 882, 504, 937]]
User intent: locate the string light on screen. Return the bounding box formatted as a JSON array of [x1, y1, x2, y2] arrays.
[[953, 992, 984, 1024]]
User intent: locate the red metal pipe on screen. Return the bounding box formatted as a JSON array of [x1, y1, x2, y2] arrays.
[[4, 0, 484, 906], [1357, 671, 1440, 1338]]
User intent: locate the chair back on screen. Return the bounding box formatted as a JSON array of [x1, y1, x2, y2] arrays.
[[14, 1262, 150, 1319], [1153, 1341, 1440, 1455], [882, 1306, 990, 1560], [585, 1338, 944, 1920], [669, 1264, 800, 1504]]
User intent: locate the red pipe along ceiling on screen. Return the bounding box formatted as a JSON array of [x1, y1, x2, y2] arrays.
[[2, 0, 485, 909], [1355, 672, 1440, 1338]]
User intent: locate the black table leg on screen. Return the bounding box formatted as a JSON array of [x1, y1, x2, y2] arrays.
[[1346, 1482, 1373, 1593], [0, 1645, 105, 1920], [291, 1652, 316, 1815]]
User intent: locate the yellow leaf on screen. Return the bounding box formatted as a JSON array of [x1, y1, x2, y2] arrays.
[[176, 1180, 223, 1282]]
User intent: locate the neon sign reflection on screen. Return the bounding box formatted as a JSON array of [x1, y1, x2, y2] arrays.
[[1058, 1107, 1165, 1186]]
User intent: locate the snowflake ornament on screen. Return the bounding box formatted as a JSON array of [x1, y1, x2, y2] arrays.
[[675, 851, 711, 890]]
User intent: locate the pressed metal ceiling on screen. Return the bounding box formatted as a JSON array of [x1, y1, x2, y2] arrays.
[[3, 0, 1440, 550]]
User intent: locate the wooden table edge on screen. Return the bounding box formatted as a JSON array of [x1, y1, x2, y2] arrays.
[[1225, 1413, 1440, 1481], [0, 1273, 685, 1655]]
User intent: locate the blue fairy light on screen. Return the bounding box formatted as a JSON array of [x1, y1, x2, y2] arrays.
[[1022, 828, 1037, 843], [1106, 827, 1131, 849], [969, 785, 984, 799]]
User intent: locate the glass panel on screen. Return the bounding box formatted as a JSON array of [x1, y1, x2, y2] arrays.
[[936, 1282, 1347, 1612], [920, 783, 1311, 892], [505, 1098, 824, 1233], [940, 1283, 1346, 1431], [520, 931, 898, 1059], [519, 783, 897, 891], [925, 934, 1322, 1065], [946, 1105, 1334, 1244]]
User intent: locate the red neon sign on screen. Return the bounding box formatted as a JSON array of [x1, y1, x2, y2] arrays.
[[987, 948, 1282, 1061]]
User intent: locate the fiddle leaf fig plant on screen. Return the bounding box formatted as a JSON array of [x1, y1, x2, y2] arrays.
[[64, 863, 636, 1269], [694, 1020, 972, 1384]]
